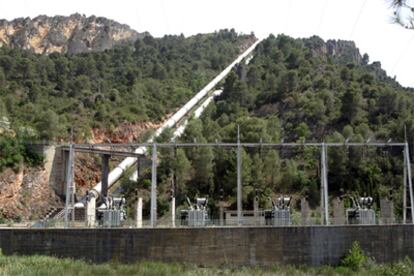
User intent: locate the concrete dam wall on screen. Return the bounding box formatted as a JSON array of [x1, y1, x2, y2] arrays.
[[1, 225, 414, 266]]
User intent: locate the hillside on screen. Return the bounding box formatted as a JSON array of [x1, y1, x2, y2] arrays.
[[161, 34, 414, 215], [1, 32, 412, 220], [0, 28, 255, 219], [0, 13, 145, 54], [0, 29, 255, 141]]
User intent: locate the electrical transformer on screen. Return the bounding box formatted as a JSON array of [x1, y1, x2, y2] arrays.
[[180, 197, 209, 227], [264, 196, 292, 226], [97, 196, 126, 227], [346, 196, 376, 225]]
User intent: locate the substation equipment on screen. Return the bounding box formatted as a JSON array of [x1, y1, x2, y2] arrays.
[[180, 197, 209, 226], [97, 196, 127, 227], [61, 138, 414, 228], [346, 196, 376, 225], [264, 196, 292, 226]]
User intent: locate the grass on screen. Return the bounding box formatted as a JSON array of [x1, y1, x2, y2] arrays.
[[1, 254, 414, 276]]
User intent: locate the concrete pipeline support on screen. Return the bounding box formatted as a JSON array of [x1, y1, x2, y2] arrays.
[[76, 39, 262, 206]]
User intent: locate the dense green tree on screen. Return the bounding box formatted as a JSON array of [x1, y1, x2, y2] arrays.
[[263, 150, 281, 190], [340, 85, 363, 125], [0, 30, 254, 142], [173, 149, 192, 197], [178, 34, 414, 207], [35, 109, 61, 140], [278, 70, 298, 99]]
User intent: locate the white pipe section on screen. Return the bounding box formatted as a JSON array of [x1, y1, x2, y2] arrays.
[[75, 39, 261, 207], [245, 55, 254, 65], [172, 89, 223, 140], [171, 197, 176, 228], [129, 89, 222, 180], [136, 197, 143, 228]]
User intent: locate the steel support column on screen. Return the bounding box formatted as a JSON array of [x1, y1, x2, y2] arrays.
[[136, 157, 140, 179], [237, 125, 242, 226], [150, 144, 158, 227], [101, 154, 110, 199], [323, 143, 329, 225], [320, 143, 329, 225], [171, 197, 176, 228], [136, 197, 143, 228], [403, 147, 407, 224], [64, 144, 75, 228], [405, 143, 414, 223], [320, 144, 324, 224]]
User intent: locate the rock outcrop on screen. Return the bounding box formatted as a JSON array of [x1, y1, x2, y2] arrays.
[[306, 36, 362, 64], [325, 39, 362, 64], [0, 167, 62, 220], [0, 13, 146, 54]]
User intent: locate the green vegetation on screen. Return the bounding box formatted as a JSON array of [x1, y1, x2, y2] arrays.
[[341, 241, 368, 271], [2, 31, 414, 217], [0, 252, 414, 275], [0, 134, 44, 172], [0, 29, 253, 141], [149, 34, 414, 215], [0, 29, 253, 171]]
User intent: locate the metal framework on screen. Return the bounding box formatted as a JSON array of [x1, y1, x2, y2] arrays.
[[151, 143, 158, 227], [65, 142, 408, 148], [62, 141, 414, 227], [63, 144, 75, 227], [237, 126, 242, 225]]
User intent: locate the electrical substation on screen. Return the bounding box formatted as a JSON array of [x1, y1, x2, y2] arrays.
[[2, 38, 414, 267], [52, 139, 414, 229]]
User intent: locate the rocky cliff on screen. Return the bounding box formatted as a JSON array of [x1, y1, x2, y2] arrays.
[[305, 36, 363, 64], [0, 13, 145, 54], [324, 39, 362, 64]]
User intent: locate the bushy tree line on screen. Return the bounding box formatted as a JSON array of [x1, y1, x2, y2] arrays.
[[0, 29, 254, 141], [0, 134, 44, 171], [158, 34, 414, 212]]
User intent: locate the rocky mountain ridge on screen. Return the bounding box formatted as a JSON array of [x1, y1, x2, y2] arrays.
[[0, 13, 146, 54], [304, 36, 363, 64]]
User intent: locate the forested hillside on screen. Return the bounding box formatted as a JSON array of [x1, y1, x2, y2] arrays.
[[0, 29, 255, 171], [152, 34, 414, 214]]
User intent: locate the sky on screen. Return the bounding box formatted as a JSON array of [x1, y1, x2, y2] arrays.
[[1, 0, 413, 87]]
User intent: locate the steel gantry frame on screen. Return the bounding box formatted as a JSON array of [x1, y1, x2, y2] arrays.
[[63, 144, 75, 227], [62, 141, 414, 227]]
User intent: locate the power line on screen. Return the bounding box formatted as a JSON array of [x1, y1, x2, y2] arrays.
[[161, 0, 171, 35], [286, 0, 293, 33], [317, 0, 329, 34], [349, 0, 368, 38], [390, 33, 414, 76]]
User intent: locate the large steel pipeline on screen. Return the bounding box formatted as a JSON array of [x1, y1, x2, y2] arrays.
[[127, 89, 223, 181], [75, 39, 261, 206]]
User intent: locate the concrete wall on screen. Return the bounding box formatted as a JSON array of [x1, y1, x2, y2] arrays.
[[1, 225, 414, 266], [48, 147, 67, 197], [27, 144, 66, 196]]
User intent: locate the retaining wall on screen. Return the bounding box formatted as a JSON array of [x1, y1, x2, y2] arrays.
[[0, 225, 413, 266]]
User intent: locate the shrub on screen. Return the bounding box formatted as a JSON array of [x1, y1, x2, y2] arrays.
[[22, 144, 44, 167], [341, 241, 368, 270], [0, 135, 44, 171], [379, 257, 414, 276], [0, 135, 23, 171]]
